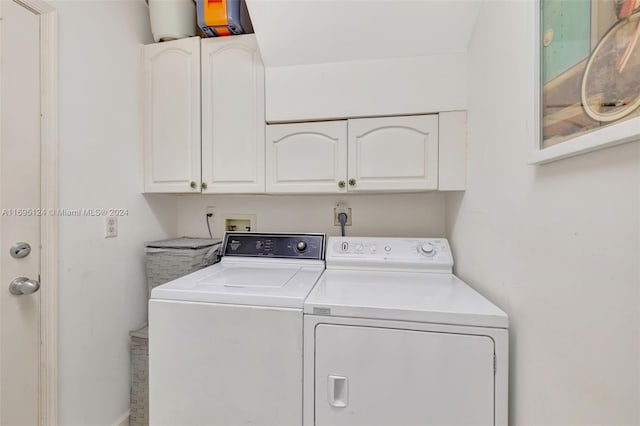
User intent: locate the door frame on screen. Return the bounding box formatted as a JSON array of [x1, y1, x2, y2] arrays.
[[6, 0, 59, 424]]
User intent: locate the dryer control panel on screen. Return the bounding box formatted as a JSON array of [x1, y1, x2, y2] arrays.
[[326, 237, 453, 273]]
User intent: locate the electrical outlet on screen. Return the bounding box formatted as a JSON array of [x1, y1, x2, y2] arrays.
[[205, 206, 216, 217], [105, 216, 117, 238], [334, 204, 352, 226]]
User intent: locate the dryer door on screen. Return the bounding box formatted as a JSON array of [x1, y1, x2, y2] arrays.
[[314, 324, 494, 426]]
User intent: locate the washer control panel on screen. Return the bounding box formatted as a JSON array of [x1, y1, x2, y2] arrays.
[[327, 237, 453, 272], [223, 232, 325, 260]]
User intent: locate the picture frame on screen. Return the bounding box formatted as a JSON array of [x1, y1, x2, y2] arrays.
[[530, 0, 640, 164]]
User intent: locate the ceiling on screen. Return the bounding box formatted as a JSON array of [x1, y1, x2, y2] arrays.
[[245, 0, 484, 67]]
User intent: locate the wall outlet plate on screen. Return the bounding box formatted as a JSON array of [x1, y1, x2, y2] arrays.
[[334, 207, 352, 226], [105, 216, 117, 238]]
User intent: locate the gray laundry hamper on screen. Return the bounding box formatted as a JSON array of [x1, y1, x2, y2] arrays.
[[129, 325, 150, 426], [130, 237, 221, 426], [145, 236, 222, 299]]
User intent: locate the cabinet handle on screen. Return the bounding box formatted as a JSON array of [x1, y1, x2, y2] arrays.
[[190, 181, 197, 189], [201, 182, 208, 190], [338, 180, 346, 189], [348, 178, 356, 187]]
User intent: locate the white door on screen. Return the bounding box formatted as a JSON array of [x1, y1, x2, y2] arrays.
[[347, 114, 439, 192], [314, 324, 494, 426], [0, 1, 42, 424], [143, 37, 201, 193], [266, 121, 347, 193], [201, 35, 265, 193]]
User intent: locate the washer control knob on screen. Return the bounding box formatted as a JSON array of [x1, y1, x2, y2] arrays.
[[419, 242, 435, 256], [384, 245, 392, 252], [296, 241, 307, 252]]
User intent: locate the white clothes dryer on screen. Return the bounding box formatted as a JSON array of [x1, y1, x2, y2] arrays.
[[303, 237, 509, 426], [149, 232, 325, 426]]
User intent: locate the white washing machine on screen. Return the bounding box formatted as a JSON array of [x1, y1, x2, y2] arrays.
[[303, 237, 509, 426], [149, 232, 325, 426]]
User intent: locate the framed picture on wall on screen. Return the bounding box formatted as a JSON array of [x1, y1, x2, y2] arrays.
[[531, 0, 640, 164]]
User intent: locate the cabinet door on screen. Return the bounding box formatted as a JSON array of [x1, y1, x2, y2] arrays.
[[143, 37, 201, 193], [347, 115, 438, 191], [266, 121, 347, 193], [314, 324, 494, 426], [201, 35, 265, 193]]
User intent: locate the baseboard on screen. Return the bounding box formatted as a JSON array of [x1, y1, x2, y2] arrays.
[[112, 410, 130, 426]]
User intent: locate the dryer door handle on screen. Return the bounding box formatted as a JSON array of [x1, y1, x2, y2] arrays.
[[327, 375, 348, 408]]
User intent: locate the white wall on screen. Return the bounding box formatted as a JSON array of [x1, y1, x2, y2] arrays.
[[265, 54, 468, 122], [176, 193, 446, 239], [54, 1, 177, 425], [446, 1, 640, 424]]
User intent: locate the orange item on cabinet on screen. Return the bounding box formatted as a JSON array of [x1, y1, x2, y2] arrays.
[[204, 0, 228, 28]]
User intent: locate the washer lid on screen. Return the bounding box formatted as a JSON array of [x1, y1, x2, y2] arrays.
[[150, 257, 325, 308], [304, 270, 508, 328]]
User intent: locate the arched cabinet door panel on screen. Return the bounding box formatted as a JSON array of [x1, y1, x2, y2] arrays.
[[266, 121, 348, 193], [347, 115, 439, 192], [201, 35, 265, 193], [143, 37, 201, 193]]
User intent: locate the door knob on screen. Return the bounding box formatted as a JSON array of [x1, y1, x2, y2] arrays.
[[9, 277, 40, 295]]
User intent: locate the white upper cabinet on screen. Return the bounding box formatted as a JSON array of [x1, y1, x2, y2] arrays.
[[347, 115, 438, 192], [201, 35, 265, 193], [266, 121, 347, 193], [266, 115, 446, 193], [143, 36, 464, 194], [143, 37, 201, 193], [143, 35, 265, 194]]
